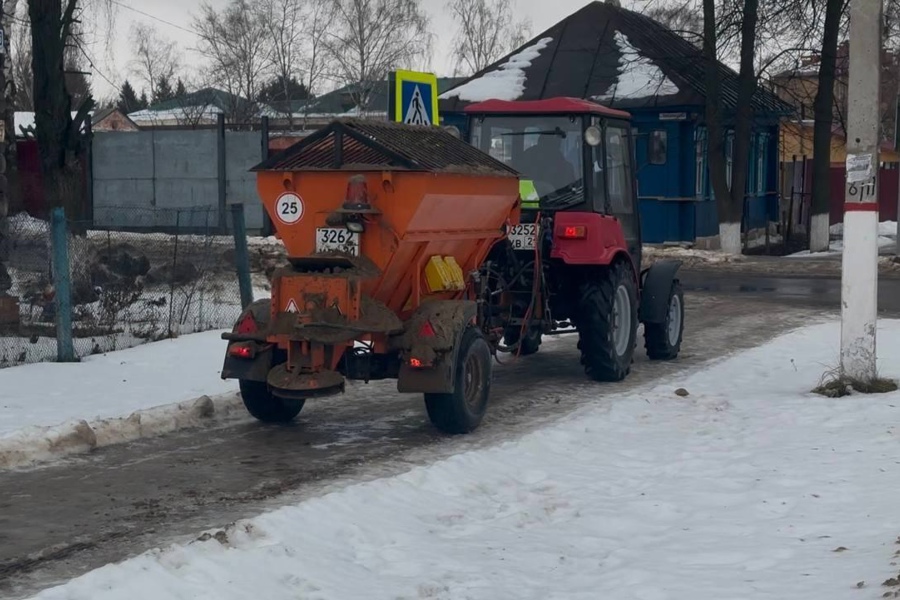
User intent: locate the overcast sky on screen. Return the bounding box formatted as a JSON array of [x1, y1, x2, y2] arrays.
[[87, 0, 631, 102]]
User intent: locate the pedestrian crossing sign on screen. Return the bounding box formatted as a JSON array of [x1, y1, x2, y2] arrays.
[[389, 70, 439, 126]]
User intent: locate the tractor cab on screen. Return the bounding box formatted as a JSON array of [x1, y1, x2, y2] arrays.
[[463, 98, 640, 259]]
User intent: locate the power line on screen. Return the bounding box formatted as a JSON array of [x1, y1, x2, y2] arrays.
[[108, 0, 197, 36], [74, 40, 120, 93]]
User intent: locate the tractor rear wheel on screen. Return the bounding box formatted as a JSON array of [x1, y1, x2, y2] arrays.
[[644, 280, 684, 360], [424, 327, 492, 434], [574, 262, 638, 382], [239, 380, 305, 423]]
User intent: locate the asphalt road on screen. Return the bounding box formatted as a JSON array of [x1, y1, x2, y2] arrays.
[[0, 269, 892, 599]]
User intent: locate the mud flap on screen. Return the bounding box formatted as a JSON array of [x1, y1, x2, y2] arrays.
[[396, 300, 477, 394], [222, 342, 273, 382], [639, 259, 682, 324]]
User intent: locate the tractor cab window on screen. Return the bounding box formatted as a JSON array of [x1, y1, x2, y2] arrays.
[[603, 123, 640, 250], [472, 116, 584, 210]]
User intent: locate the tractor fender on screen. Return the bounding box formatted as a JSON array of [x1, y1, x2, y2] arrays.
[[396, 300, 478, 394], [639, 260, 682, 324], [222, 298, 275, 383]]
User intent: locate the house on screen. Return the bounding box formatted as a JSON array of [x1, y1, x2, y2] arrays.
[[439, 0, 793, 245], [779, 120, 900, 165], [286, 77, 466, 127], [769, 41, 900, 154], [128, 88, 262, 129], [91, 107, 140, 132]]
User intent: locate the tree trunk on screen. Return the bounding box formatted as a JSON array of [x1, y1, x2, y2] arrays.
[[809, 0, 844, 252], [703, 0, 738, 253], [728, 0, 760, 255], [28, 0, 90, 219]]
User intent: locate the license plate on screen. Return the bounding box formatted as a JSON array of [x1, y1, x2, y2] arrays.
[[315, 228, 360, 256], [508, 224, 538, 250]]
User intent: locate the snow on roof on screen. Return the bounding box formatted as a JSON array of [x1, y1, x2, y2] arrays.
[[14, 111, 89, 136], [439, 38, 554, 103], [594, 31, 680, 101], [128, 106, 224, 124]]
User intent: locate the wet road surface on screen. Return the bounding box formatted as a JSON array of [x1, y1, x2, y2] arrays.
[[0, 270, 893, 598]]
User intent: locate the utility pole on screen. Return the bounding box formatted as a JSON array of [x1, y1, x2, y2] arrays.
[[841, 0, 883, 382]]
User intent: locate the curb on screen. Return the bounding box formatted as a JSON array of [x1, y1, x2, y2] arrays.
[[0, 392, 245, 470]]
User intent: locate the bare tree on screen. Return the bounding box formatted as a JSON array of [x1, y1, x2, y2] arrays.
[[299, 0, 334, 127], [325, 0, 432, 112], [194, 0, 271, 124], [448, 0, 531, 75], [129, 23, 181, 103], [27, 0, 110, 218], [702, 0, 760, 255], [257, 0, 304, 127], [10, 8, 34, 111], [642, 0, 704, 47], [807, 0, 848, 251]]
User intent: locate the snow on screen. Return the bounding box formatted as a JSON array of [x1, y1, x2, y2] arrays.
[[439, 38, 554, 103], [128, 106, 224, 125], [14, 112, 88, 137], [27, 319, 900, 600], [830, 220, 898, 237], [595, 31, 680, 101], [0, 331, 240, 468], [791, 220, 897, 257]]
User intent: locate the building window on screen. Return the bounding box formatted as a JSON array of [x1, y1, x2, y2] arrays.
[[757, 133, 768, 194], [649, 130, 667, 165], [695, 127, 707, 199], [725, 131, 734, 190]]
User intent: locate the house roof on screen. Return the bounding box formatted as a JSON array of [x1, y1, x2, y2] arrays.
[[297, 78, 467, 117], [91, 107, 139, 129], [254, 118, 519, 175], [465, 97, 631, 119], [440, 1, 792, 116]]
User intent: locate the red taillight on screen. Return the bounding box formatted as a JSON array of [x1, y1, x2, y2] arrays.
[[409, 357, 423, 368], [229, 343, 254, 359], [560, 225, 587, 239], [236, 312, 257, 334], [419, 320, 436, 338]]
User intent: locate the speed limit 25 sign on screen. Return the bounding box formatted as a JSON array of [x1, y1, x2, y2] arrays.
[[275, 192, 304, 224]]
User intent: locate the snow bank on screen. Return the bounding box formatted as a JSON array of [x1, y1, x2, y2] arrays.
[[439, 38, 553, 102], [28, 319, 900, 599], [0, 331, 241, 469], [829, 220, 897, 237], [595, 31, 680, 101], [788, 234, 896, 257]]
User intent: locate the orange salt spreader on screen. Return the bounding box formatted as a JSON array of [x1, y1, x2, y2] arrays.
[[221, 119, 521, 433]]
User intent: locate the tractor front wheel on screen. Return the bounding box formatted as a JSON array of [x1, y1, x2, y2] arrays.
[[239, 380, 305, 423], [424, 327, 492, 434], [503, 325, 543, 356], [644, 280, 684, 360], [574, 262, 638, 382]]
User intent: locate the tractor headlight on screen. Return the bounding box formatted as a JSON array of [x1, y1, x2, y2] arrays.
[[584, 126, 602, 147]]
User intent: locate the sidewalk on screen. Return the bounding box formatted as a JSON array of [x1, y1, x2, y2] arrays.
[[0, 331, 240, 468]]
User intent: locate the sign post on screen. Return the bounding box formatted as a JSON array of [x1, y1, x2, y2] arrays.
[[387, 70, 440, 126], [840, 0, 883, 382]]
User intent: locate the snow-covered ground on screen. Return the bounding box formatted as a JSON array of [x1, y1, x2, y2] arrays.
[[27, 319, 900, 600], [0, 330, 239, 468]]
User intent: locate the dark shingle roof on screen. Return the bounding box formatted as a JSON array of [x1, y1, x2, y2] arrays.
[[299, 78, 467, 116], [440, 1, 792, 116], [253, 118, 518, 176]]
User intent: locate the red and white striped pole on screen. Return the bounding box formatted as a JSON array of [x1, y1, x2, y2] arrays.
[[840, 0, 882, 382]]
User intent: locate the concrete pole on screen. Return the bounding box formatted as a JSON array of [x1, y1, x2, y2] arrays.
[[841, 0, 883, 382]]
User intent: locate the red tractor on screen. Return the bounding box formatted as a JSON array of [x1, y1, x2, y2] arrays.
[[221, 97, 683, 434], [461, 97, 684, 380]]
